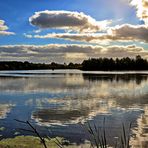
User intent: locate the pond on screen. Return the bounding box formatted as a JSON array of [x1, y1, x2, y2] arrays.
[[0, 70, 147, 147]]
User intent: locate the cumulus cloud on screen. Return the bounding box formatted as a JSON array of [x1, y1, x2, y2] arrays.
[[109, 24, 148, 42], [28, 33, 111, 44], [130, 0, 148, 25], [0, 19, 15, 35], [27, 9, 148, 44], [0, 44, 148, 63], [26, 24, 148, 43], [29, 10, 111, 33]]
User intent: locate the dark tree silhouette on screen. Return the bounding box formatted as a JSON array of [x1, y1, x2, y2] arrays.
[[0, 55, 148, 71], [82, 55, 148, 71]]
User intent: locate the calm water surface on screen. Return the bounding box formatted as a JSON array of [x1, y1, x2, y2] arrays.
[[0, 70, 147, 147]]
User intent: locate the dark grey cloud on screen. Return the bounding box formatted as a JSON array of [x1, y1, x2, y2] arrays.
[[29, 10, 110, 33], [0, 44, 148, 63], [110, 24, 148, 42]]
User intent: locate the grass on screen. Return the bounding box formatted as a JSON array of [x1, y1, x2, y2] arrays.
[[0, 136, 64, 148]]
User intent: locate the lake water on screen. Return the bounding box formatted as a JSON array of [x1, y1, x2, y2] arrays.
[[0, 70, 148, 147]]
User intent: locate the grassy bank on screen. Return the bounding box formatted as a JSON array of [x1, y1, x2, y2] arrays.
[[0, 136, 91, 148], [0, 136, 61, 148]]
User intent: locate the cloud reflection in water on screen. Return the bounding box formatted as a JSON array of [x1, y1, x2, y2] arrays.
[[0, 71, 148, 146]]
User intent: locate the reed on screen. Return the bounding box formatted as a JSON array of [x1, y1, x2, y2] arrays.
[[80, 119, 132, 148]]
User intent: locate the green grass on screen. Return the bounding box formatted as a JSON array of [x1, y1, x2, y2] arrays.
[[0, 136, 64, 148], [0, 136, 92, 148]]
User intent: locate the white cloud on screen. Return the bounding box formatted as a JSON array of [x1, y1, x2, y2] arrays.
[[0, 19, 15, 35], [0, 20, 8, 31], [0, 44, 148, 63], [29, 10, 111, 33], [29, 33, 111, 44], [27, 9, 148, 45], [26, 24, 148, 43], [130, 0, 148, 25], [23, 33, 33, 38]]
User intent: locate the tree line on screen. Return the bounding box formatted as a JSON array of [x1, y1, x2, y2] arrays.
[[0, 61, 81, 70], [1, 55, 148, 71], [82, 55, 148, 71]]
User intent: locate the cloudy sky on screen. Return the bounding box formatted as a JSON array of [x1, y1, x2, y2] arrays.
[[0, 0, 148, 63]]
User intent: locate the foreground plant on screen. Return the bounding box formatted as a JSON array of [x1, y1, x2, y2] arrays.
[[1, 119, 133, 148], [80, 119, 132, 148]]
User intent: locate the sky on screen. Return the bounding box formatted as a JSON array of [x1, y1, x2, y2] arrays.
[[0, 0, 148, 63]]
